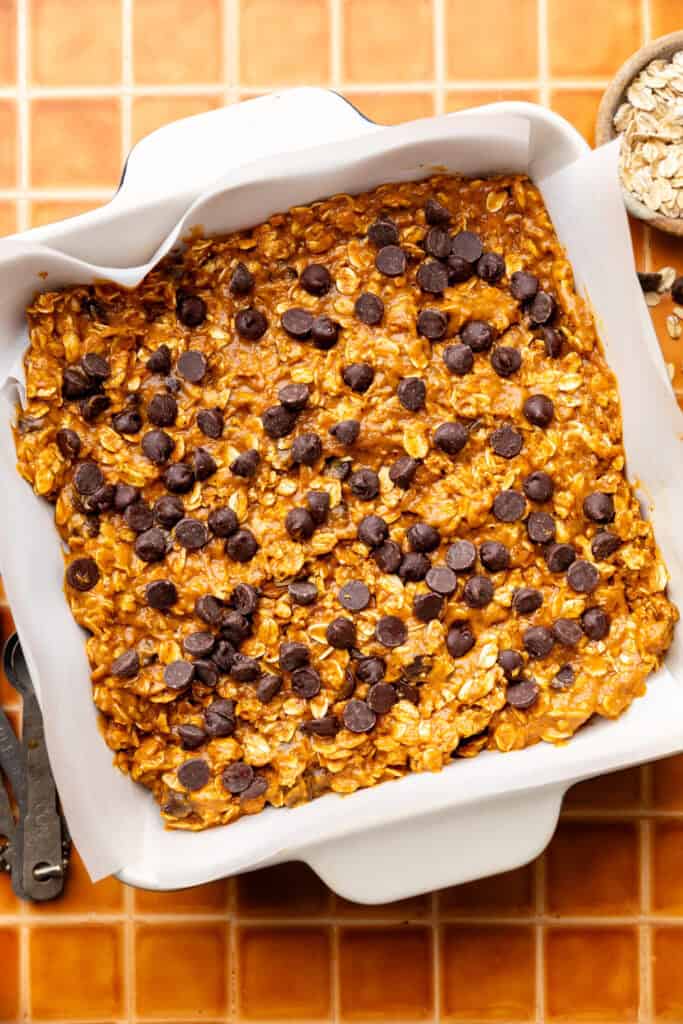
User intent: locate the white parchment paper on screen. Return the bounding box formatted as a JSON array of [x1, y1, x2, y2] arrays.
[[1, 109, 682, 882]]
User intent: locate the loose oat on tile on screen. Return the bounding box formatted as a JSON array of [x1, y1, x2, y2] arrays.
[[14, 173, 677, 830]]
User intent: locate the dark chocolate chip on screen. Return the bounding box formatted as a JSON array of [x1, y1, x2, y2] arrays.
[[285, 507, 315, 541], [490, 424, 523, 459], [164, 660, 195, 690], [417, 259, 449, 293], [447, 540, 477, 573], [342, 362, 374, 393], [425, 198, 451, 225], [567, 559, 599, 594], [523, 626, 554, 658], [545, 542, 576, 573], [479, 540, 510, 573], [177, 350, 208, 384], [506, 679, 539, 709], [183, 631, 216, 658], [434, 421, 468, 456], [375, 615, 407, 647], [281, 307, 313, 340], [164, 462, 195, 493], [326, 616, 356, 649], [527, 511, 556, 544], [292, 666, 322, 699], [407, 522, 440, 553], [581, 606, 610, 640], [493, 489, 526, 522], [528, 291, 555, 325], [376, 245, 406, 277], [279, 642, 310, 672], [551, 665, 575, 691], [413, 591, 444, 622], [262, 404, 298, 439], [229, 261, 254, 294], [443, 343, 474, 375], [510, 270, 539, 301], [417, 308, 448, 340], [349, 468, 380, 500], [524, 393, 554, 428], [257, 674, 283, 703], [134, 527, 169, 562], [463, 575, 494, 608], [358, 514, 388, 548], [195, 594, 224, 626], [389, 455, 419, 489], [80, 394, 110, 422], [424, 226, 451, 259], [491, 346, 522, 377], [142, 429, 174, 464], [326, 457, 352, 480], [81, 353, 109, 380], [145, 579, 177, 610], [343, 699, 376, 733], [197, 407, 224, 439], [447, 253, 474, 283], [498, 649, 523, 678], [177, 758, 209, 790], [222, 762, 254, 794], [397, 376, 426, 411], [477, 251, 505, 283], [367, 683, 397, 714], [81, 296, 108, 322], [446, 622, 475, 658], [176, 292, 206, 328], [192, 447, 217, 481], [111, 649, 139, 678], [148, 393, 177, 428], [112, 409, 143, 435], [146, 345, 172, 374], [374, 540, 403, 574], [124, 501, 154, 533], [278, 383, 310, 412], [288, 580, 318, 606], [194, 659, 219, 686], [301, 263, 332, 295], [74, 460, 104, 495], [212, 639, 236, 673], [235, 308, 268, 340], [230, 449, 260, 478], [451, 231, 483, 263], [542, 326, 563, 358], [230, 654, 260, 682], [356, 657, 386, 684], [83, 483, 114, 514], [512, 586, 543, 614], [62, 364, 96, 400], [56, 428, 81, 459], [354, 292, 384, 325], [208, 506, 238, 537], [591, 531, 621, 560], [330, 419, 360, 445], [292, 432, 323, 467], [583, 492, 615, 524], [399, 552, 430, 582], [552, 618, 583, 646], [175, 517, 209, 550], [523, 471, 554, 503], [225, 528, 259, 562], [395, 679, 420, 703], [204, 698, 236, 738], [66, 557, 99, 591], [219, 610, 251, 645], [301, 715, 340, 737], [178, 724, 206, 750], [305, 490, 329, 525], [368, 217, 399, 247], [638, 271, 662, 292], [339, 580, 371, 612], [672, 276, 683, 305], [425, 565, 458, 597], [461, 320, 495, 352]]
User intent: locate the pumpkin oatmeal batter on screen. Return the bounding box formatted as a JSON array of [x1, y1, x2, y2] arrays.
[[14, 173, 677, 829]]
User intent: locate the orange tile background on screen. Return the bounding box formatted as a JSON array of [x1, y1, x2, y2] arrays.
[[0, 0, 683, 1021]]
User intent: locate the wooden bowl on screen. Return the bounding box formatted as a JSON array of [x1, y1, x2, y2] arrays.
[[596, 30, 683, 237]]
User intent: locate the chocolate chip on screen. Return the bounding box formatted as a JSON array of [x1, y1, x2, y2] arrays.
[[164, 462, 195, 493], [388, 456, 419, 489], [229, 261, 254, 294], [135, 527, 169, 562], [124, 502, 154, 533], [178, 724, 206, 750], [197, 407, 224, 439], [477, 252, 505, 283], [81, 296, 108, 322], [304, 491, 328, 526], [463, 575, 494, 608], [367, 683, 398, 715], [343, 699, 376, 733], [581, 606, 610, 640], [551, 665, 575, 691], [490, 425, 523, 459], [523, 471, 554, 503], [145, 579, 177, 610], [349, 468, 380, 500], [300, 263, 332, 296], [292, 667, 322, 699], [408, 522, 440, 553], [583, 492, 615, 524], [204, 699, 236, 738], [479, 540, 510, 572], [81, 353, 109, 380], [673, 276, 683, 305], [220, 610, 251, 645], [289, 580, 318, 606], [399, 552, 430, 582], [523, 626, 554, 658], [208, 506, 238, 537], [164, 660, 195, 690], [262, 404, 298, 439], [195, 594, 224, 626], [542, 326, 563, 358], [368, 217, 399, 247], [279, 642, 310, 672], [175, 518, 209, 551], [230, 653, 260, 682], [193, 447, 217, 481], [524, 394, 554, 428], [80, 394, 110, 422], [552, 618, 583, 646], [147, 393, 177, 428], [225, 528, 259, 562], [326, 616, 357, 649], [147, 345, 172, 374], [342, 362, 374, 393], [376, 245, 407, 277], [285, 507, 315, 541], [461, 320, 495, 352], [356, 657, 386, 684], [395, 679, 420, 703], [301, 715, 340, 737], [397, 376, 427, 412], [506, 679, 539, 709], [638, 271, 663, 292], [281, 307, 313, 340], [493, 489, 526, 522], [240, 774, 268, 801], [111, 649, 139, 678], [358, 514, 388, 548], [527, 511, 556, 544], [278, 383, 310, 413], [446, 622, 475, 658], [62, 364, 96, 401], [83, 483, 115, 514], [498, 649, 523, 679], [434, 421, 467, 456], [326, 457, 352, 480], [376, 615, 407, 647], [176, 350, 207, 385], [491, 346, 522, 377], [591, 531, 621, 560], [374, 540, 403, 574], [142, 429, 174, 464], [446, 540, 477, 573], [330, 419, 360, 446], [425, 566, 457, 597], [545, 542, 576, 573], [417, 308, 448, 340], [178, 758, 209, 790], [443, 343, 474, 375], [183, 632, 216, 658], [257, 674, 283, 703], [112, 409, 143, 435], [425, 198, 451, 225], [424, 226, 451, 259], [528, 291, 555, 325], [447, 253, 474, 284], [510, 271, 539, 301], [222, 762, 254, 794], [354, 292, 384, 325], [236, 308, 268, 340], [230, 449, 260, 478], [567, 559, 599, 594], [292, 433, 323, 467], [451, 231, 483, 263], [176, 292, 207, 328], [212, 640, 236, 673], [56, 428, 81, 459], [194, 659, 219, 686], [74, 461, 104, 496], [66, 557, 99, 591], [512, 587, 543, 614], [417, 259, 449, 293], [339, 580, 371, 612], [413, 591, 444, 622]]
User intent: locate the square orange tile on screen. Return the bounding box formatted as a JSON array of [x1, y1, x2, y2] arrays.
[[0, 927, 19, 1022], [564, 765, 642, 809], [549, 0, 642, 78], [651, 0, 683, 38], [132, 94, 224, 145], [30, 99, 121, 189], [653, 927, 683, 1021], [30, 0, 121, 85], [0, 101, 16, 189], [442, 924, 535, 1021], [135, 923, 228, 1017], [0, 0, 16, 85], [652, 822, 683, 915], [240, 0, 329, 87], [440, 863, 535, 916], [343, 0, 433, 84], [550, 89, 603, 147], [29, 200, 102, 229], [0, 870, 20, 913], [344, 91, 435, 125], [445, 89, 540, 114], [30, 924, 124, 1020], [0, 604, 17, 706], [135, 877, 229, 913], [134, 0, 221, 84], [652, 754, 683, 811], [545, 927, 639, 1021], [30, 848, 124, 914], [446, 0, 537, 80], [545, 821, 640, 916], [236, 861, 331, 916], [238, 926, 331, 1020], [338, 926, 433, 1021]]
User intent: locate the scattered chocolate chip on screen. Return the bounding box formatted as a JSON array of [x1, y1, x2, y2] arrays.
[[399, 552, 430, 582], [349, 467, 380, 500], [447, 253, 474, 283], [146, 579, 177, 610], [111, 649, 139, 678], [638, 271, 662, 292], [408, 522, 440, 553], [124, 502, 154, 533], [183, 631, 216, 658], [114, 484, 140, 512], [231, 654, 260, 682], [512, 587, 543, 614], [417, 308, 448, 340], [389, 455, 419, 489], [81, 353, 110, 380], [330, 419, 360, 446], [164, 462, 195, 493], [142, 429, 174, 464], [235, 308, 268, 340], [339, 580, 370, 612], [304, 491, 328, 526], [262, 404, 298, 439], [479, 540, 510, 572], [552, 618, 583, 646], [279, 642, 310, 672], [591, 531, 621, 560], [175, 518, 209, 550], [285, 507, 316, 541], [225, 528, 259, 562], [343, 699, 376, 733], [289, 580, 318, 605], [229, 261, 254, 294], [397, 376, 426, 411], [146, 345, 172, 374], [301, 715, 340, 737], [528, 291, 555, 325], [66, 557, 99, 591], [178, 758, 209, 790], [300, 263, 332, 295], [447, 540, 477, 573], [325, 457, 352, 480], [507, 679, 539, 709], [176, 292, 206, 328], [164, 660, 195, 690], [83, 483, 114, 514], [446, 622, 475, 658], [490, 424, 523, 459], [192, 447, 216, 481], [326, 616, 357, 649], [524, 393, 554, 427], [278, 383, 310, 413], [374, 540, 403, 574], [425, 565, 458, 597], [197, 407, 224, 439], [434, 421, 468, 456], [356, 657, 386, 684], [425, 198, 450, 225], [292, 666, 322, 699], [367, 683, 398, 715], [292, 432, 323, 467], [395, 679, 420, 703], [461, 319, 495, 352], [510, 270, 539, 301], [424, 226, 451, 259], [413, 591, 444, 622], [523, 471, 554, 503], [443, 343, 474, 375], [491, 346, 522, 377], [208, 506, 238, 537], [463, 575, 494, 608], [417, 259, 449, 293], [177, 350, 208, 385], [230, 449, 260, 478], [354, 292, 384, 325], [135, 527, 169, 562], [376, 615, 407, 647], [451, 231, 483, 263], [545, 542, 576, 573], [74, 461, 104, 496], [342, 362, 374, 393], [81, 296, 108, 322], [498, 649, 523, 678], [527, 511, 556, 544], [80, 394, 110, 422], [212, 640, 236, 673], [368, 217, 399, 247], [112, 409, 143, 435], [281, 307, 313, 340], [376, 244, 407, 277], [257, 674, 283, 703], [581, 606, 610, 640], [148, 393, 178, 428], [220, 610, 251, 645], [493, 489, 526, 522], [222, 762, 254, 795], [542, 326, 563, 358], [567, 559, 599, 594], [56, 428, 81, 459], [195, 594, 224, 626], [477, 251, 505, 283], [358, 514, 388, 548], [583, 492, 615, 524], [178, 724, 206, 750], [62, 364, 96, 401], [204, 698, 236, 738], [551, 665, 575, 691], [194, 660, 219, 686], [523, 626, 554, 658]]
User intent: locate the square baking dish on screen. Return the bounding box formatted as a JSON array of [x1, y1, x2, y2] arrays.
[[1, 88, 682, 903]]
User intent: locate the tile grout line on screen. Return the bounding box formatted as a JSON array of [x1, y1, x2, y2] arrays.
[[16, 0, 29, 230], [432, 0, 445, 116], [121, 0, 133, 166], [640, 762, 653, 1024], [537, 0, 550, 107], [534, 848, 546, 1023], [123, 880, 135, 1024]]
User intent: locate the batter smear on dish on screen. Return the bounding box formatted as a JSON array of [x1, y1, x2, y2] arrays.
[[15, 174, 677, 829]]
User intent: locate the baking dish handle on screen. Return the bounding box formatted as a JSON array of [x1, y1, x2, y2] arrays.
[[301, 783, 565, 904]]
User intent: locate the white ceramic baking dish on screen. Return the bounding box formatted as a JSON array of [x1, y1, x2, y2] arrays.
[[1, 88, 682, 903]]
